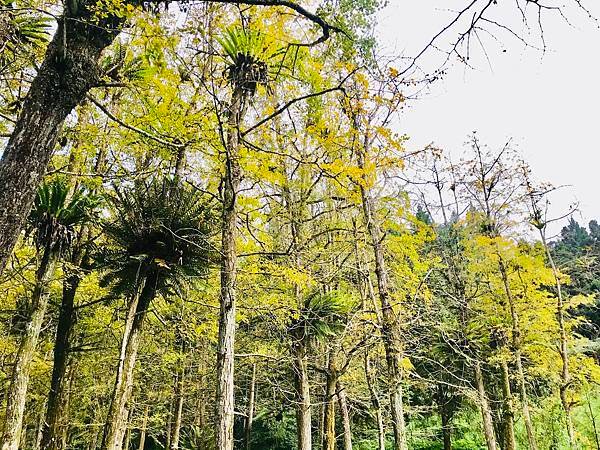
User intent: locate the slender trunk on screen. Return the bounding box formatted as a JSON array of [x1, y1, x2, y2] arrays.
[[474, 361, 498, 450], [497, 259, 537, 450], [41, 270, 80, 450], [294, 341, 312, 450], [33, 405, 46, 450], [585, 387, 600, 450], [123, 407, 133, 450], [138, 406, 148, 450], [170, 372, 184, 450], [337, 382, 352, 450], [436, 384, 452, 450], [0, 12, 121, 275], [364, 353, 385, 450], [539, 231, 575, 447], [323, 355, 337, 450], [101, 273, 156, 450], [244, 363, 256, 450], [1, 245, 57, 450], [216, 85, 245, 450], [356, 135, 407, 450], [499, 360, 516, 450]]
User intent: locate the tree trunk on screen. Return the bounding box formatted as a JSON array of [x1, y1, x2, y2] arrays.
[[41, 270, 80, 450], [356, 136, 407, 450], [170, 372, 184, 450], [138, 406, 148, 450], [1, 245, 57, 450], [322, 356, 337, 450], [538, 231, 575, 447], [0, 11, 121, 275], [436, 384, 452, 450], [474, 361, 498, 450], [499, 360, 516, 450], [101, 273, 156, 450], [294, 341, 312, 450], [216, 85, 245, 450], [244, 363, 256, 450], [364, 353, 385, 450], [337, 382, 352, 450]]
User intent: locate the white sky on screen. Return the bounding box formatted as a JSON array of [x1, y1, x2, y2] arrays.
[[376, 1, 600, 234]]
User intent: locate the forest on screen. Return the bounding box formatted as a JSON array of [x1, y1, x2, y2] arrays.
[[0, 0, 599, 449]]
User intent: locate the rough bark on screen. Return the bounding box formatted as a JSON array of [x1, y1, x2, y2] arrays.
[[356, 135, 407, 450], [1, 245, 57, 450], [215, 85, 245, 450], [244, 363, 256, 450], [337, 382, 352, 450], [474, 361, 498, 450], [40, 270, 80, 450], [0, 11, 121, 274], [101, 273, 156, 450]]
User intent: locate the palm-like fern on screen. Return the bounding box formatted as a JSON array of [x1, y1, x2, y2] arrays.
[[99, 40, 150, 83], [0, 1, 51, 63], [290, 290, 351, 344], [218, 27, 279, 95], [98, 177, 216, 298], [28, 180, 100, 254]]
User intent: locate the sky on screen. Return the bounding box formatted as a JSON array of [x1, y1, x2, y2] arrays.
[[376, 1, 600, 235]]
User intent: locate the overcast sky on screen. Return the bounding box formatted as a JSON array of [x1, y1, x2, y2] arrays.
[[376, 1, 600, 235]]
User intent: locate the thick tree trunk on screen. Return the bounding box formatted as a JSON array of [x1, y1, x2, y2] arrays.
[[41, 270, 80, 450], [356, 138, 407, 450], [0, 12, 120, 275], [1, 245, 57, 450], [337, 382, 352, 450], [216, 85, 245, 450], [364, 353, 385, 450], [244, 363, 256, 450], [474, 361, 498, 450], [101, 274, 156, 450], [170, 372, 184, 450]]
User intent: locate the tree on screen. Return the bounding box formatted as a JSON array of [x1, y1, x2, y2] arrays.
[[1, 180, 99, 450], [98, 177, 215, 450]]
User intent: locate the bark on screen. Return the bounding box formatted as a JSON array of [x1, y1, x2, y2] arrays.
[[293, 341, 312, 450], [215, 84, 245, 450], [0, 11, 121, 275], [170, 372, 184, 450], [244, 363, 256, 450], [138, 406, 148, 450], [101, 273, 157, 450], [499, 360, 516, 450], [337, 382, 352, 450], [356, 135, 407, 450], [364, 353, 385, 450], [41, 270, 80, 450], [322, 355, 337, 450], [1, 245, 58, 450], [474, 361, 498, 450]]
